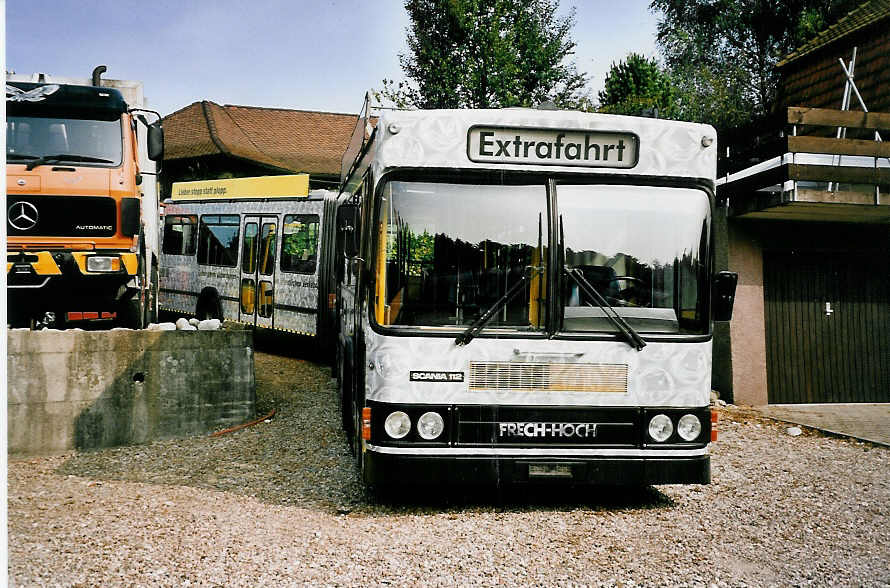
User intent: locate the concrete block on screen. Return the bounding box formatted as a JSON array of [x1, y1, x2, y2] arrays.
[[7, 328, 256, 454]]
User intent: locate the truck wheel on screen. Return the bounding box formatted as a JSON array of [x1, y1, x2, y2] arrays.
[[119, 298, 144, 330], [144, 257, 159, 325]]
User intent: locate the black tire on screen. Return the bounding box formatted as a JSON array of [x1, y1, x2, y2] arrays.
[[144, 257, 159, 325], [119, 298, 144, 329], [353, 396, 381, 500], [339, 353, 353, 436], [351, 391, 364, 465], [196, 290, 223, 321]]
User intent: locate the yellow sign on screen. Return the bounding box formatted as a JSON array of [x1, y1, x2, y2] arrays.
[[171, 174, 309, 200]]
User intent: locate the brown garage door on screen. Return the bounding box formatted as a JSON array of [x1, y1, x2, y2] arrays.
[[764, 251, 890, 403]]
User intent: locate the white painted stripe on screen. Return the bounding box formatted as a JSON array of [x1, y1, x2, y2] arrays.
[[365, 444, 708, 458]]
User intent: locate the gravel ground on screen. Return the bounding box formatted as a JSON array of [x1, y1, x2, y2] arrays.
[[8, 348, 890, 587]]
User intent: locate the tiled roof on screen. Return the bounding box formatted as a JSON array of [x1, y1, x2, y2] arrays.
[[163, 101, 359, 177], [778, 0, 890, 67]]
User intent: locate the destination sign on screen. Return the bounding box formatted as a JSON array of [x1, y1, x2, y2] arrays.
[[468, 126, 638, 168]]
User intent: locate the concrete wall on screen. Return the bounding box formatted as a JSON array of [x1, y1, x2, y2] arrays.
[[727, 223, 769, 406], [7, 328, 255, 455]]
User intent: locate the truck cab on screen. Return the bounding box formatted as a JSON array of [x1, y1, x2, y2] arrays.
[[6, 80, 162, 328]]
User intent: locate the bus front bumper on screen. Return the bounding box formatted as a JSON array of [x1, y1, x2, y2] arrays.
[[363, 446, 710, 486]]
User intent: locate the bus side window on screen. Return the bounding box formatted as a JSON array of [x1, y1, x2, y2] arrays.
[[162, 215, 198, 256], [258, 281, 274, 317], [242, 222, 258, 273], [197, 215, 240, 267], [281, 214, 319, 274], [260, 223, 277, 275]]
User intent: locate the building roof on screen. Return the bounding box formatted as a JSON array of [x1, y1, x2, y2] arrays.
[[163, 101, 359, 177], [778, 0, 890, 67]]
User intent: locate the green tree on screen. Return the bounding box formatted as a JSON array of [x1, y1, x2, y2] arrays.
[[597, 53, 675, 117], [649, 0, 861, 129], [381, 0, 591, 110]]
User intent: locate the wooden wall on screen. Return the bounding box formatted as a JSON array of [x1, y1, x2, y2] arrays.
[[780, 18, 890, 115]]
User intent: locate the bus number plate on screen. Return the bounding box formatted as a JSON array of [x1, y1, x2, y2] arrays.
[[528, 463, 573, 479]]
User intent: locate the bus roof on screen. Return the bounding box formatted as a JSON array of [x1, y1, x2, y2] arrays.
[[344, 108, 716, 188], [171, 174, 310, 201]]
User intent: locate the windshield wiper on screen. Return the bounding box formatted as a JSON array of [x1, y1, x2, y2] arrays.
[[564, 267, 647, 351], [455, 266, 541, 346], [7, 153, 40, 161], [25, 154, 114, 170]]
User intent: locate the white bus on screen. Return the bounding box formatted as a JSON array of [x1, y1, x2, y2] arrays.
[[159, 175, 339, 344], [335, 103, 738, 488]]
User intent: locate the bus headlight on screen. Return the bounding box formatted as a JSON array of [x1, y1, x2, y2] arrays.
[[648, 414, 673, 442], [677, 414, 702, 441], [417, 411, 444, 440], [384, 411, 411, 439], [86, 256, 121, 272]]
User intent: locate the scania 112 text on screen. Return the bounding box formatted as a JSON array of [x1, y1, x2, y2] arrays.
[[335, 97, 738, 489], [6, 66, 163, 329]]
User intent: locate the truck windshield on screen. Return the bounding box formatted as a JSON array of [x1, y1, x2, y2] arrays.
[[373, 180, 710, 337], [6, 115, 123, 167]]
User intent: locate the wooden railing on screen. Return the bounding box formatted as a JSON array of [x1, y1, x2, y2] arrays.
[[721, 107, 890, 197], [786, 107, 890, 186]]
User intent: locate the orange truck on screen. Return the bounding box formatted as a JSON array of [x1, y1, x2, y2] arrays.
[[6, 67, 164, 328]]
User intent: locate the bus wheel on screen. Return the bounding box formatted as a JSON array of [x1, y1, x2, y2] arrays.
[[196, 289, 223, 321], [352, 400, 380, 500], [351, 393, 364, 464], [339, 354, 353, 436]]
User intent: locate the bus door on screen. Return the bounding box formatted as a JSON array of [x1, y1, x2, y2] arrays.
[[240, 215, 278, 329]]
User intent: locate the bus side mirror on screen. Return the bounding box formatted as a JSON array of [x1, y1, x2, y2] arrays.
[[147, 122, 164, 161], [713, 271, 739, 321], [339, 205, 360, 258]]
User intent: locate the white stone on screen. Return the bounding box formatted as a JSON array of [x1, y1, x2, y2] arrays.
[[175, 318, 190, 330], [189, 318, 200, 326], [786, 426, 803, 437], [155, 322, 177, 331], [198, 319, 222, 331], [180, 325, 198, 331]]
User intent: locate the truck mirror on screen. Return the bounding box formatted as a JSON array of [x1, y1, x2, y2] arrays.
[[147, 122, 164, 161], [713, 271, 739, 321]]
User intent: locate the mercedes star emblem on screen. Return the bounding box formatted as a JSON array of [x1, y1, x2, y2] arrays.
[[8, 201, 39, 231]]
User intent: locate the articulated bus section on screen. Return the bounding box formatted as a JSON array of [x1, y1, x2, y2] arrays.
[[159, 175, 339, 345]]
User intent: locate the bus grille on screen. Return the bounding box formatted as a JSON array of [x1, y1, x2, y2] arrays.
[[468, 362, 628, 393]]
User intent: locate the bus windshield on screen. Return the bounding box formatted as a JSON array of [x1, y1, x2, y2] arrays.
[[6, 115, 123, 167], [374, 180, 710, 336], [375, 181, 548, 331], [559, 184, 710, 336]]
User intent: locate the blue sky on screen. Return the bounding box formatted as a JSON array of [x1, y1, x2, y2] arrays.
[[6, 0, 660, 117]]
